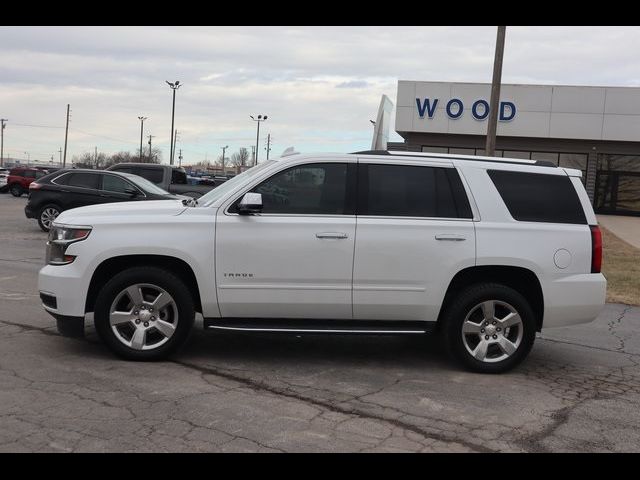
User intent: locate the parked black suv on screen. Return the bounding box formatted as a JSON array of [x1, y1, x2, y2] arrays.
[[25, 168, 184, 232]]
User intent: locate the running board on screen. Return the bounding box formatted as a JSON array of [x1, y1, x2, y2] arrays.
[[203, 318, 436, 334]]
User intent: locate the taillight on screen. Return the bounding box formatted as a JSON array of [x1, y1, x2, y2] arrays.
[[590, 225, 602, 273], [29, 182, 42, 190]]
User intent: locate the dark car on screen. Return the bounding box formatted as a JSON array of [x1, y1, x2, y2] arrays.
[[6, 167, 47, 197], [25, 168, 184, 232]]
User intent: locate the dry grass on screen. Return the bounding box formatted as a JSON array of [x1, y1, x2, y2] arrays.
[[601, 226, 640, 305]]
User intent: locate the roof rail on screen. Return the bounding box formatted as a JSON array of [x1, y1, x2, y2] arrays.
[[351, 149, 557, 168]]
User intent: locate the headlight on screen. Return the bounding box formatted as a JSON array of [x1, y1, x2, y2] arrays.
[[46, 225, 92, 265]]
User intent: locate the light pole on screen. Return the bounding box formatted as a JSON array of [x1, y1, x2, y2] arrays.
[[250, 115, 267, 165], [485, 26, 507, 157], [138, 116, 147, 160], [24, 151, 30, 166], [221, 145, 228, 174], [166, 80, 182, 165]]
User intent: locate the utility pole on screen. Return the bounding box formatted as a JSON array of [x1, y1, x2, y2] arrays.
[[265, 133, 272, 160], [221, 145, 228, 174], [166, 81, 181, 165], [0, 119, 7, 167], [250, 145, 256, 166], [147, 135, 155, 162], [138, 116, 147, 160], [485, 26, 506, 157], [172, 129, 179, 165], [178, 149, 183, 167], [63, 104, 70, 167], [250, 115, 267, 165], [94, 146, 98, 168], [58, 148, 62, 167]]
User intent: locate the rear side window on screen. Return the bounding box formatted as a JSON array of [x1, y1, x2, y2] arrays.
[[56, 172, 100, 190], [488, 170, 586, 224], [358, 164, 473, 218], [137, 167, 164, 184], [171, 169, 188, 185]]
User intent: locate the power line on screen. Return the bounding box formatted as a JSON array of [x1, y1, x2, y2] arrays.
[[10, 123, 65, 129]]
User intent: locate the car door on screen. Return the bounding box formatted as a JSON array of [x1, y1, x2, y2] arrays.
[[353, 159, 476, 322], [215, 160, 357, 319], [99, 173, 145, 203], [52, 172, 102, 209]]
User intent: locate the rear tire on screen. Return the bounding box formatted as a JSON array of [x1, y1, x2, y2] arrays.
[[93, 266, 195, 361], [442, 283, 536, 373], [38, 204, 61, 232], [10, 184, 23, 197]]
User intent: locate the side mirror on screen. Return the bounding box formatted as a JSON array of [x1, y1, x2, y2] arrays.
[[238, 192, 263, 215], [124, 187, 139, 197]]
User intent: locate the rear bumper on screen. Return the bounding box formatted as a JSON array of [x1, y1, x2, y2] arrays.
[[542, 273, 607, 328]]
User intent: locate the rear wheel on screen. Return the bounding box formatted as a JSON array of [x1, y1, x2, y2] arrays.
[[442, 283, 536, 373], [38, 204, 61, 232], [93, 267, 195, 361], [10, 184, 23, 197]]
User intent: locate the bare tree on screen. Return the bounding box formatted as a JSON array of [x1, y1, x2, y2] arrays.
[[230, 147, 249, 167]]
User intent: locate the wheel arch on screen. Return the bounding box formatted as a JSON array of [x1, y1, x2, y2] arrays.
[[438, 265, 544, 331], [85, 254, 203, 314]]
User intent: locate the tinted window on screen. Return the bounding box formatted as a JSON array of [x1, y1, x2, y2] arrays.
[[171, 169, 188, 185], [112, 166, 134, 174], [59, 172, 100, 190], [102, 174, 134, 193], [488, 170, 586, 224], [238, 163, 348, 214], [137, 167, 164, 184], [23, 170, 36, 178], [359, 164, 472, 218]]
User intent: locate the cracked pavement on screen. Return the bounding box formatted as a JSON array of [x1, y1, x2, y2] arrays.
[[2, 194, 640, 452]]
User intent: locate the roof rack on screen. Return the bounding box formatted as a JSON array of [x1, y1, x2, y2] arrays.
[[351, 150, 557, 168]]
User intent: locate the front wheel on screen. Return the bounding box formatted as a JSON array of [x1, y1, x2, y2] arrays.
[[93, 267, 195, 361], [10, 184, 23, 197], [442, 283, 536, 373]]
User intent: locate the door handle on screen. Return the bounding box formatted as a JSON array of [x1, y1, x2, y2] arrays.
[[435, 234, 466, 241], [316, 232, 348, 239]]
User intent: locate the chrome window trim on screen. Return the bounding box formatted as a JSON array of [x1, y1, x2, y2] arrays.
[[51, 171, 146, 197]]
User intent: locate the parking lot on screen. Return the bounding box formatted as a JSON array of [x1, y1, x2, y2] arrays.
[[1, 193, 640, 452]]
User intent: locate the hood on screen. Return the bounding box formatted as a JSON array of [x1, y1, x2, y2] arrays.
[[55, 200, 188, 226]]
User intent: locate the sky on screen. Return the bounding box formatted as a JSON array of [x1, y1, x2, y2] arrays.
[[2, 25, 640, 166]]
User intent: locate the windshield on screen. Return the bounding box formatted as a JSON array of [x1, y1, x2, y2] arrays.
[[198, 161, 275, 207], [123, 173, 173, 195]]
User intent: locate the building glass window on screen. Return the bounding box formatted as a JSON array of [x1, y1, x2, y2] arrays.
[[475, 149, 503, 157], [422, 146, 449, 154], [503, 151, 531, 160], [531, 152, 559, 163], [449, 148, 476, 155]]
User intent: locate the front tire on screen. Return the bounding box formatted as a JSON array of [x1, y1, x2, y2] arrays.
[[442, 283, 536, 373], [10, 184, 23, 197], [94, 266, 195, 361], [38, 204, 61, 232]]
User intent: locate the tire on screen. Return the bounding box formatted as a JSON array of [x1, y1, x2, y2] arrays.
[[37, 204, 61, 232], [56, 316, 85, 338], [10, 184, 23, 197], [442, 283, 536, 373], [93, 266, 195, 361]]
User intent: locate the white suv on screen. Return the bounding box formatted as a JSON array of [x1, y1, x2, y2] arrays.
[[38, 150, 606, 373]]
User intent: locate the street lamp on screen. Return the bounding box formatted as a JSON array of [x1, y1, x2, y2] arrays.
[[221, 145, 228, 174], [138, 116, 147, 161], [250, 115, 267, 165], [166, 80, 182, 165]]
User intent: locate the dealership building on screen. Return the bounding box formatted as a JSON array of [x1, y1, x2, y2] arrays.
[[389, 81, 640, 216]]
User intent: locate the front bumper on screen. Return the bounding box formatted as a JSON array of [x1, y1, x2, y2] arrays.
[[24, 203, 36, 218], [542, 273, 607, 328], [38, 263, 90, 318]]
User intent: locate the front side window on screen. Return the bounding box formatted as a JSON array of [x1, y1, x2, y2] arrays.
[[358, 164, 472, 218], [102, 174, 134, 193], [232, 163, 349, 215]]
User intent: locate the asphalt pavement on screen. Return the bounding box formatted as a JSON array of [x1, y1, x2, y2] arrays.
[[1, 193, 640, 452]]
